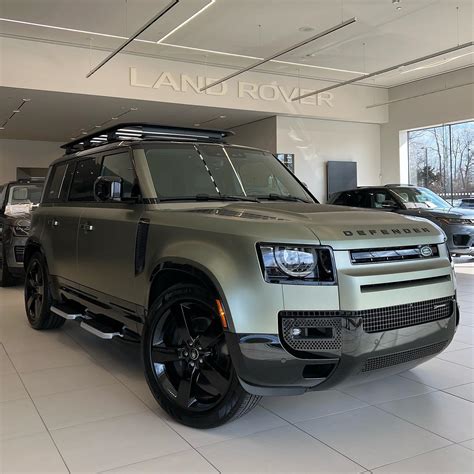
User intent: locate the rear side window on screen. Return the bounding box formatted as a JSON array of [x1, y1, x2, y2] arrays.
[[333, 191, 362, 207], [69, 157, 102, 201], [101, 151, 138, 200], [44, 163, 68, 202]]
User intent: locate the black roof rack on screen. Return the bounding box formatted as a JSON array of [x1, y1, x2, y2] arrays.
[[62, 122, 234, 154], [384, 183, 415, 187]]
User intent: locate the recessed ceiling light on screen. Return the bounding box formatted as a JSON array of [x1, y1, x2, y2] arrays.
[[194, 123, 201, 126], [219, 115, 226, 119], [111, 117, 118, 120], [0, 127, 5, 130], [299, 26, 314, 32], [12, 110, 20, 113]]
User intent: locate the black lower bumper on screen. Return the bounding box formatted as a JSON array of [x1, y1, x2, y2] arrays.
[[227, 305, 459, 396]]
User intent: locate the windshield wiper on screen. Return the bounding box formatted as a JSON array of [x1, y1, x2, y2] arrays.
[[258, 193, 310, 203], [158, 194, 260, 203]]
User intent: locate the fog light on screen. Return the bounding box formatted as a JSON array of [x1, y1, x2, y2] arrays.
[[291, 328, 302, 337]]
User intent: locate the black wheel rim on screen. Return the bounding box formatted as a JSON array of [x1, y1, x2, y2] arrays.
[[149, 298, 232, 412], [25, 260, 44, 323]]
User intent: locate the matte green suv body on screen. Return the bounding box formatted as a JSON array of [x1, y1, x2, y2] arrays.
[[24, 124, 458, 428]]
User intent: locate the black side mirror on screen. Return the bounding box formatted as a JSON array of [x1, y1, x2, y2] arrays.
[[94, 176, 122, 202]]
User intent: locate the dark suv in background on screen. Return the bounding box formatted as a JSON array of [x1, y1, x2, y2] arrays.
[[0, 178, 44, 285], [328, 185, 474, 256]]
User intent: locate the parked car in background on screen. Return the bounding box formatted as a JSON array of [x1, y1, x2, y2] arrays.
[[328, 185, 474, 257], [457, 198, 474, 209], [0, 179, 44, 285]]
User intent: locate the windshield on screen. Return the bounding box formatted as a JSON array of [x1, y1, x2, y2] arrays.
[[144, 143, 313, 202], [390, 187, 451, 210], [4, 184, 43, 216]]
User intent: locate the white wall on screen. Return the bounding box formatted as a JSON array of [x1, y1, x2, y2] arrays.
[[0, 139, 61, 182], [231, 117, 277, 152], [276, 116, 381, 202], [381, 67, 474, 184]]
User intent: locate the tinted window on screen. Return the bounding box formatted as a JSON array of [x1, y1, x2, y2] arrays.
[[333, 191, 364, 207], [145, 144, 218, 198], [362, 189, 398, 209], [69, 157, 102, 201], [44, 163, 68, 202], [101, 152, 138, 200]]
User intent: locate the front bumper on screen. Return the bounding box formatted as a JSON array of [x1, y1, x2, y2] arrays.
[[227, 302, 459, 396], [444, 223, 474, 255], [5, 235, 27, 273]]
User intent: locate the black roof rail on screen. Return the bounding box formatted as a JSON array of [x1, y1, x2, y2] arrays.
[[384, 183, 415, 187], [61, 122, 234, 154]]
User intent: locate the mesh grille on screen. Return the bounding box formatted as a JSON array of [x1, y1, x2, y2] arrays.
[[14, 246, 25, 263], [361, 340, 448, 372], [281, 317, 342, 352], [362, 297, 453, 333], [280, 296, 453, 334]]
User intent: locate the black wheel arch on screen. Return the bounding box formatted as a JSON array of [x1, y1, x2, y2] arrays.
[[148, 258, 235, 332]]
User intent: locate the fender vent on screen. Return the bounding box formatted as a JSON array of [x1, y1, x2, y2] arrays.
[[361, 340, 448, 372]]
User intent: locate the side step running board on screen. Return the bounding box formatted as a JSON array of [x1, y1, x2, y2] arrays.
[[51, 305, 86, 320], [80, 321, 123, 340]]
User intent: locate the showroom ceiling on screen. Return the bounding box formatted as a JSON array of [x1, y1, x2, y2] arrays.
[[0, 0, 472, 87], [0, 87, 272, 141]]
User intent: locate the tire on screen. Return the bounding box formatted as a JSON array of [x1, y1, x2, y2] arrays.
[[143, 283, 261, 428], [24, 252, 65, 330], [0, 246, 16, 287]]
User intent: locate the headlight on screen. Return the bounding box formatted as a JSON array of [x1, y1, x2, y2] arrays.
[[13, 219, 31, 236], [437, 217, 473, 225], [257, 243, 336, 284]]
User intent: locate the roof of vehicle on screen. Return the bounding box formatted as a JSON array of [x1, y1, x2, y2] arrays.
[[1, 178, 45, 186]]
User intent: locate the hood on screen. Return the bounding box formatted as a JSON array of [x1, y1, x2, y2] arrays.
[[402, 207, 474, 220], [180, 202, 445, 250]]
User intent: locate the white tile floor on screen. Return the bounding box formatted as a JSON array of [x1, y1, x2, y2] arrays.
[[0, 259, 473, 473]]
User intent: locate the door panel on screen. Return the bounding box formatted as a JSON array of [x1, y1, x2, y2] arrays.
[[77, 204, 144, 304]]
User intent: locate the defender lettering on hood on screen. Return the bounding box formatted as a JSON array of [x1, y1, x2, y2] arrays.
[[342, 227, 432, 237]]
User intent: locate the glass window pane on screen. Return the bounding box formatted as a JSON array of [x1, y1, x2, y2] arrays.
[[102, 151, 138, 199], [69, 157, 102, 201], [44, 163, 68, 202]]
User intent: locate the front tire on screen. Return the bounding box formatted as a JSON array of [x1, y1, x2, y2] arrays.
[[143, 283, 260, 428], [24, 252, 65, 330]]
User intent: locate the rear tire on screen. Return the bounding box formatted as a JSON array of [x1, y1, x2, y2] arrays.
[[143, 283, 260, 428], [24, 252, 65, 330], [0, 246, 16, 287]]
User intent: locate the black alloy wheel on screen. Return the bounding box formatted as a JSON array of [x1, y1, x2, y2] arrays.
[[24, 252, 65, 330], [143, 284, 260, 428]]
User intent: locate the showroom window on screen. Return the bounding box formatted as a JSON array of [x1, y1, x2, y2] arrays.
[[407, 120, 473, 204]]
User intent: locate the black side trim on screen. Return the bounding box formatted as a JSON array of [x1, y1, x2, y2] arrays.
[[361, 275, 451, 293], [135, 218, 150, 275]]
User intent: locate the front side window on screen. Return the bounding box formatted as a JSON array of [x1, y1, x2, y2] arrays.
[[101, 151, 139, 200], [390, 187, 451, 210], [69, 157, 102, 201], [144, 143, 313, 202]]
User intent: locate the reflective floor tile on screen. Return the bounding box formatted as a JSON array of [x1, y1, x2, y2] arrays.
[[444, 383, 474, 402], [400, 357, 474, 389], [372, 444, 474, 473], [297, 406, 450, 469], [164, 405, 288, 448], [339, 375, 434, 405], [0, 398, 45, 440], [0, 372, 28, 402], [260, 389, 367, 423], [438, 347, 474, 368], [51, 411, 189, 473], [0, 432, 68, 473], [103, 449, 218, 473], [378, 391, 474, 442], [34, 382, 149, 430], [21, 362, 117, 397], [198, 425, 363, 473]]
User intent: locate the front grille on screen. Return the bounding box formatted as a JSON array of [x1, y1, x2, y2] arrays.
[[14, 246, 25, 263], [280, 297, 453, 338], [280, 316, 342, 354], [350, 244, 439, 264], [362, 297, 453, 333], [361, 340, 448, 372]]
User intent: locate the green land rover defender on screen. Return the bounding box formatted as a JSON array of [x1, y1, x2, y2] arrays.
[[24, 123, 459, 428]]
